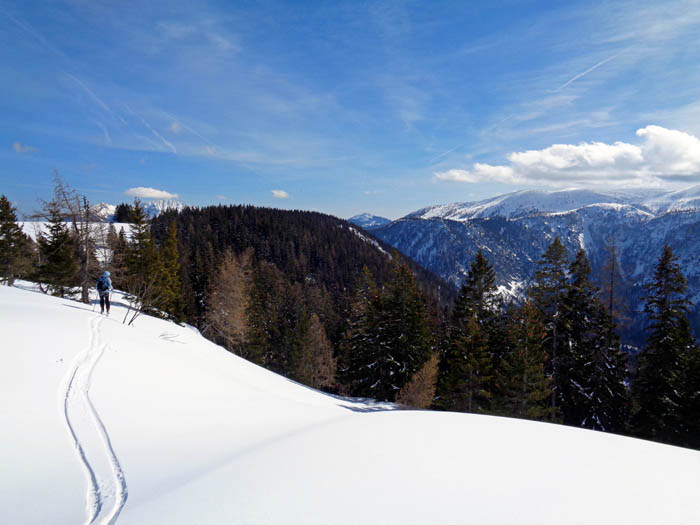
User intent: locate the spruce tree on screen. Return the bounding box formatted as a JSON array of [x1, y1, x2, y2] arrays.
[[436, 250, 500, 413], [123, 199, 163, 315], [437, 313, 493, 412], [529, 237, 569, 421], [495, 301, 551, 421], [158, 221, 184, 320], [36, 200, 78, 297], [340, 261, 432, 402], [338, 267, 382, 396], [633, 245, 697, 445], [561, 249, 629, 431], [0, 195, 32, 285]]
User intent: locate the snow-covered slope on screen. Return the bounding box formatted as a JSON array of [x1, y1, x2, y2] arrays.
[[3, 284, 700, 524]]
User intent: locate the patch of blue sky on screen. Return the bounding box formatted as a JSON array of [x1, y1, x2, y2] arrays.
[[2, 0, 700, 219]]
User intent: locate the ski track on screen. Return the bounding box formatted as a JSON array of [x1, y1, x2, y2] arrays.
[[61, 314, 128, 524]]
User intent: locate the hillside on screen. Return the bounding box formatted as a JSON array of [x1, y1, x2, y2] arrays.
[[3, 284, 700, 524], [373, 186, 700, 343], [151, 205, 455, 321]]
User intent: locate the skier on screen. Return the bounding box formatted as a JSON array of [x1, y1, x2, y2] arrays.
[[96, 271, 113, 315]]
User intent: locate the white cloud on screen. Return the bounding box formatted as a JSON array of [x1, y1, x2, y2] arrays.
[[13, 141, 39, 153], [125, 187, 179, 199], [271, 190, 290, 199], [215, 194, 228, 201], [169, 121, 183, 134], [436, 126, 700, 188]]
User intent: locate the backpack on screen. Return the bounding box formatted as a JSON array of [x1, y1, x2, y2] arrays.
[[97, 276, 109, 291]]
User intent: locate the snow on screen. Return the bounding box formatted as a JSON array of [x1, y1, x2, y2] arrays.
[[405, 185, 700, 222], [3, 284, 700, 524]]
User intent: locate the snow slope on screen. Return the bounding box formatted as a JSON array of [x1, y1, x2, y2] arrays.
[[2, 285, 700, 524]]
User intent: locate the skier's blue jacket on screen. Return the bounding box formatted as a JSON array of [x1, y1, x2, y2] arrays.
[[97, 272, 113, 294]]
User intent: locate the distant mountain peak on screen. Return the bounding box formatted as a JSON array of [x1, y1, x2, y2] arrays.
[[348, 213, 391, 230]]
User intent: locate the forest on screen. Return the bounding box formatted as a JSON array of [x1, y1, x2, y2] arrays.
[[2, 181, 699, 450]]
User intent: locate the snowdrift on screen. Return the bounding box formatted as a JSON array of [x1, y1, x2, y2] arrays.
[[2, 285, 699, 524]]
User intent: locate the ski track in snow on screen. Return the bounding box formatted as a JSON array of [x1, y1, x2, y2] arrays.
[[61, 314, 128, 524]]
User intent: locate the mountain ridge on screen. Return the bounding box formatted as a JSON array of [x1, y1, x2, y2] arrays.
[[372, 185, 700, 343]]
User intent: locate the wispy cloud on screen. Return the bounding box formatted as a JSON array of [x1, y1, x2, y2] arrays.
[[125, 187, 179, 199], [13, 141, 39, 153], [436, 125, 700, 188], [271, 189, 290, 199]]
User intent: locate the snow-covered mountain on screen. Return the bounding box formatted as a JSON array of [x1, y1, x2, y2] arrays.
[[142, 198, 185, 218], [406, 186, 700, 221], [3, 283, 700, 524], [92, 199, 186, 222], [373, 186, 700, 341], [348, 213, 392, 230]]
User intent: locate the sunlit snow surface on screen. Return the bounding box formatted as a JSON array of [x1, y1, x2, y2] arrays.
[[2, 284, 700, 524]]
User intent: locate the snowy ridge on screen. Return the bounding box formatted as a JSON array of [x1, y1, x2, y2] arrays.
[[405, 185, 700, 221]]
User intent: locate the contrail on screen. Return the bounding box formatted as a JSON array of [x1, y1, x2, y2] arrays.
[[556, 52, 621, 91], [138, 115, 177, 154], [161, 111, 217, 147], [0, 8, 67, 60], [429, 143, 465, 164], [64, 73, 128, 125]]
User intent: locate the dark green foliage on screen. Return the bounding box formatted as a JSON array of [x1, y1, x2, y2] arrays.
[[36, 200, 78, 297], [529, 237, 569, 421], [340, 261, 433, 401], [0, 195, 33, 285], [158, 222, 184, 321], [113, 202, 135, 223], [633, 245, 698, 446], [151, 205, 454, 326], [494, 301, 551, 421], [435, 251, 499, 413], [560, 250, 630, 432]]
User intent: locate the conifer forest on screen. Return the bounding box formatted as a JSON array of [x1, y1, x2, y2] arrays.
[[2, 181, 700, 451]]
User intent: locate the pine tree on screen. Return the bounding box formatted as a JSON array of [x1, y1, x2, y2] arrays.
[[529, 237, 569, 421], [561, 249, 629, 431], [123, 199, 164, 317], [373, 259, 433, 401], [437, 313, 493, 412], [36, 200, 78, 297], [633, 245, 697, 445], [495, 301, 551, 421], [0, 195, 33, 285], [158, 221, 184, 320], [340, 262, 432, 402], [436, 250, 500, 413], [338, 267, 382, 396]]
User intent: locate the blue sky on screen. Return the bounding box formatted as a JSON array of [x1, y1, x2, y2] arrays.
[[3, 0, 700, 219]]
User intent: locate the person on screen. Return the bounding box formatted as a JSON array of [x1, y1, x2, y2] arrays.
[[96, 271, 113, 315]]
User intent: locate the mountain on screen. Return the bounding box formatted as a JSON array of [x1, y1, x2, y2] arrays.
[[348, 213, 392, 230], [3, 283, 700, 524], [372, 186, 700, 342], [142, 198, 185, 218]]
